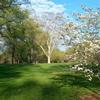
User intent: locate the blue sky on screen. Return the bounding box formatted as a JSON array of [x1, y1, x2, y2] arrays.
[[53, 0, 100, 14], [30, 0, 100, 17]]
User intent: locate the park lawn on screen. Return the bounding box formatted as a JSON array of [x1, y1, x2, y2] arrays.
[[0, 63, 100, 100]]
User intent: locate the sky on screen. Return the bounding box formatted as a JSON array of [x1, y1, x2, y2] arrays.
[[53, 0, 100, 14], [29, 0, 100, 16]]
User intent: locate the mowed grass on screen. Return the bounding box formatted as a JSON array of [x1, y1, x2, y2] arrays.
[[0, 63, 100, 100]]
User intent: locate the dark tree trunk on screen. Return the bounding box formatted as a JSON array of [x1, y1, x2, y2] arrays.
[[11, 46, 15, 64]]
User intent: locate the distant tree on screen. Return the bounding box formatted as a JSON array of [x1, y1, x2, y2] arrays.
[[35, 12, 66, 64], [35, 32, 55, 64], [51, 49, 65, 63]]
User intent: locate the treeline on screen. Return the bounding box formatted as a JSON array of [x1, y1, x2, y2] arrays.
[[0, 0, 46, 64]]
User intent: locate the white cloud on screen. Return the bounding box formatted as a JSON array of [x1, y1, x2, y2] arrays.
[[29, 0, 66, 16]]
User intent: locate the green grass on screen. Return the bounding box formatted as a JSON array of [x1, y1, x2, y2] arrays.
[[0, 63, 100, 100]]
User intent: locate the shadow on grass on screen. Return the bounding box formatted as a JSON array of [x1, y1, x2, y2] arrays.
[[0, 64, 37, 79], [0, 64, 62, 100], [0, 64, 80, 100], [46, 64, 71, 73], [0, 80, 64, 100], [0, 79, 80, 100], [52, 73, 100, 92]]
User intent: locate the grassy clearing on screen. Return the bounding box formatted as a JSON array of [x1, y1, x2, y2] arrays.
[[0, 63, 100, 100]]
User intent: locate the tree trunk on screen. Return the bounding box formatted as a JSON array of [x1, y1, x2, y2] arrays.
[[47, 56, 51, 64], [11, 46, 15, 64]]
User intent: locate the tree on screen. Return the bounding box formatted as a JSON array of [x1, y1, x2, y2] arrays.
[[51, 49, 65, 63], [22, 18, 42, 63], [35, 12, 66, 64], [3, 9, 28, 64], [71, 7, 100, 81], [0, 0, 31, 64], [0, 0, 30, 29], [35, 32, 55, 64], [74, 6, 100, 64]]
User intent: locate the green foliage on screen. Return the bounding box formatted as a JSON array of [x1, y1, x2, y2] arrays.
[[0, 1, 44, 64], [51, 49, 65, 63]]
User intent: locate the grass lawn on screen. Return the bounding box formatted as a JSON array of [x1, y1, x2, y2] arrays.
[[0, 63, 100, 100]]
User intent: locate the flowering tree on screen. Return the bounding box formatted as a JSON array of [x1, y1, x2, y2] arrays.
[[72, 6, 100, 81]]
